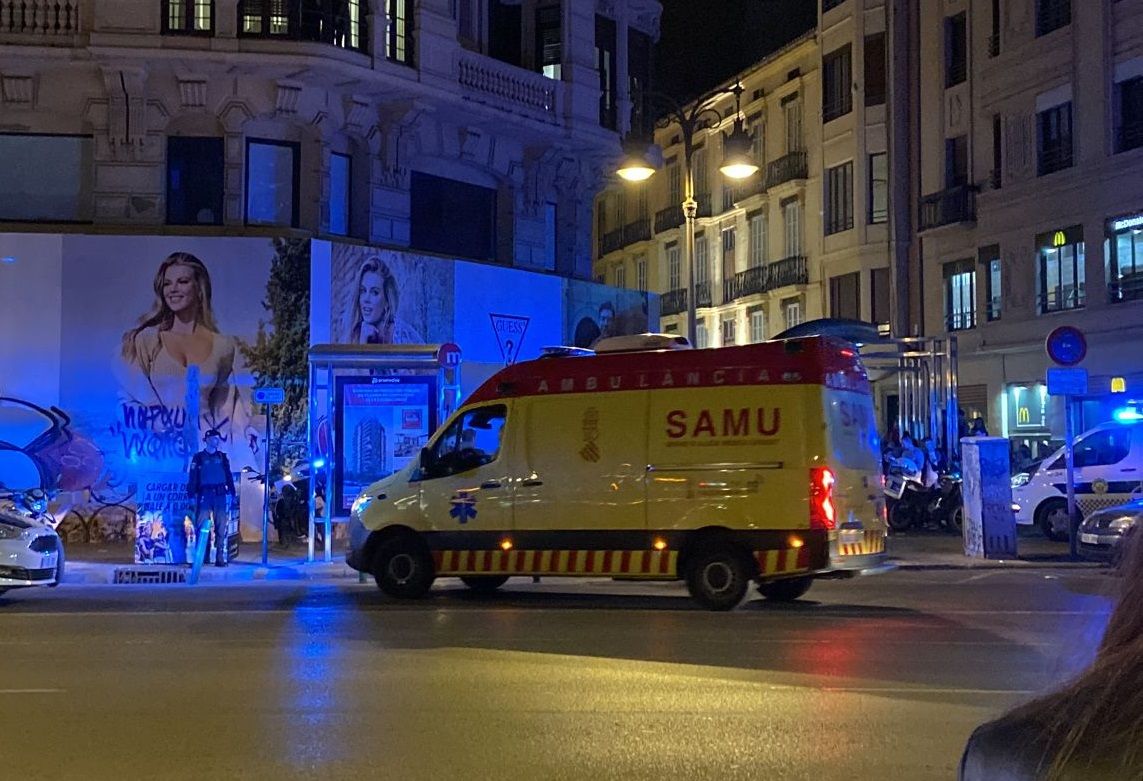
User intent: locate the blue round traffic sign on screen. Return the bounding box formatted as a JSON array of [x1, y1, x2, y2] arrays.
[[1045, 326, 1087, 367]]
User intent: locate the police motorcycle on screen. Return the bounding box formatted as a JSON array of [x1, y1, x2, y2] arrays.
[[0, 485, 55, 526], [883, 454, 964, 533]]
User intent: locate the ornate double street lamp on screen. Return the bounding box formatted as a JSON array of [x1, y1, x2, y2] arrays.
[[617, 83, 759, 346]]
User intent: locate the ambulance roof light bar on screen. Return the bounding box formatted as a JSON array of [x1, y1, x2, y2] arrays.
[[592, 333, 693, 354]]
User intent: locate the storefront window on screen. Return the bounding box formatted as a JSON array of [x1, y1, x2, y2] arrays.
[[1006, 382, 1055, 462], [1107, 212, 1143, 302], [1037, 226, 1084, 314]]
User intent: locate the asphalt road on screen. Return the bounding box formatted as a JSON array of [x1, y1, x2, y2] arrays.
[[0, 568, 1118, 780]]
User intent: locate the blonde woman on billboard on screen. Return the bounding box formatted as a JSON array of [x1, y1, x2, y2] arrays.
[[347, 255, 422, 344], [118, 252, 256, 466]]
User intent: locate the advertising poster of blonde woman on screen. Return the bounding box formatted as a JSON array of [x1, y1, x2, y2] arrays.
[[330, 245, 455, 347], [57, 236, 276, 557]]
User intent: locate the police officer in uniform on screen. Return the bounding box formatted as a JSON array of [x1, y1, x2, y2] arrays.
[[187, 429, 236, 567]]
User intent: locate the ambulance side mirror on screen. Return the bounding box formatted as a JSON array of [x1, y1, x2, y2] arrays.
[[419, 447, 431, 471]]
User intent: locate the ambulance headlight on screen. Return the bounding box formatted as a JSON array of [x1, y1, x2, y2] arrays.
[[351, 494, 372, 517]]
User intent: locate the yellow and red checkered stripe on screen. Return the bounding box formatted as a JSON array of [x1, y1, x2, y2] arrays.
[[431, 548, 811, 578], [838, 529, 886, 557]]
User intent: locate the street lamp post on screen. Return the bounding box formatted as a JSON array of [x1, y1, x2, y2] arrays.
[[617, 83, 759, 347]]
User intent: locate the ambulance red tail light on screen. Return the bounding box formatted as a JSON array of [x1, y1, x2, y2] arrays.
[[810, 466, 836, 530]]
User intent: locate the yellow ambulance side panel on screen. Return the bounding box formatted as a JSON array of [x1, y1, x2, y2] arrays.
[[645, 384, 825, 532]]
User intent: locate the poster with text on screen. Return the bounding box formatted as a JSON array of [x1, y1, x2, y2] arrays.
[[335, 375, 436, 514]]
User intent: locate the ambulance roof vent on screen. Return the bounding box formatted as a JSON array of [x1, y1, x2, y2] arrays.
[[592, 333, 693, 354], [538, 346, 596, 359]]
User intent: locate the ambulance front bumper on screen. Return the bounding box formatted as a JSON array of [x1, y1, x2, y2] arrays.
[[346, 515, 370, 573]]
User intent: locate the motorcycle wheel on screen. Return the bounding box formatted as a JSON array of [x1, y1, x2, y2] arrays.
[[888, 501, 915, 532], [947, 504, 965, 534]]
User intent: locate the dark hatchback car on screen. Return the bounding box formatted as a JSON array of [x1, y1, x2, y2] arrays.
[[1078, 498, 1143, 561]]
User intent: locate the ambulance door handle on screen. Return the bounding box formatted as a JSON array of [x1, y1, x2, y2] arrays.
[[481, 480, 503, 490], [521, 478, 544, 487]]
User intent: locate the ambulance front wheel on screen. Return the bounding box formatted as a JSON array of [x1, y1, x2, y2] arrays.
[[460, 575, 510, 593], [373, 536, 435, 599], [756, 576, 814, 602], [685, 547, 752, 611]]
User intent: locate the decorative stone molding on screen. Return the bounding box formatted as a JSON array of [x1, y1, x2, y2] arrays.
[[177, 77, 208, 110], [1, 73, 34, 105], [344, 95, 372, 131], [101, 66, 147, 153], [275, 81, 303, 115]]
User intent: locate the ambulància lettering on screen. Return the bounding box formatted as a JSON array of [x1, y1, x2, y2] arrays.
[[535, 368, 773, 394], [664, 408, 782, 439]]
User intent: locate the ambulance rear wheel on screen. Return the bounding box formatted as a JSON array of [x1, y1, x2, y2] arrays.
[[373, 536, 435, 599], [756, 576, 813, 602], [685, 547, 752, 611], [460, 575, 510, 593]]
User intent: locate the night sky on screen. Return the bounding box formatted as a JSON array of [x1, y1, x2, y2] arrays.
[[655, 0, 817, 101]]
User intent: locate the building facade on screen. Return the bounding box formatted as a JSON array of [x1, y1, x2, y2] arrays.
[[0, 0, 660, 277], [914, 0, 1143, 454], [594, 33, 823, 348]]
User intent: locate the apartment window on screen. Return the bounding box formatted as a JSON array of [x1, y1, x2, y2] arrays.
[[871, 267, 891, 326], [946, 136, 969, 187], [667, 161, 682, 207], [991, 115, 1003, 188], [822, 0, 845, 11], [667, 244, 681, 290], [989, 0, 1001, 56], [783, 298, 804, 330], [239, 0, 366, 50], [748, 211, 768, 267], [1117, 76, 1143, 153], [869, 152, 888, 224], [329, 152, 351, 236], [595, 15, 618, 130], [635, 255, 647, 291], [664, 323, 679, 335], [695, 319, 709, 349], [823, 45, 853, 122], [1109, 215, 1143, 302], [410, 171, 497, 261], [0, 133, 93, 222], [751, 121, 765, 168], [536, 6, 561, 79], [944, 260, 976, 331], [864, 33, 886, 107], [167, 137, 223, 226], [749, 307, 767, 343], [782, 198, 802, 257], [163, 0, 213, 33], [721, 314, 738, 347], [722, 226, 737, 278], [829, 272, 861, 321], [386, 0, 414, 64], [945, 13, 967, 87], [1036, 0, 1071, 37], [784, 97, 803, 153], [980, 245, 1002, 320], [614, 263, 627, 288], [693, 145, 708, 201], [245, 139, 299, 227], [456, 0, 479, 49], [1038, 102, 1073, 176], [695, 234, 709, 284], [825, 162, 854, 235], [629, 29, 653, 134], [1037, 226, 1085, 313]]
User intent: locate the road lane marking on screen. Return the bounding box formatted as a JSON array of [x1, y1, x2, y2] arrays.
[[0, 688, 66, 694]]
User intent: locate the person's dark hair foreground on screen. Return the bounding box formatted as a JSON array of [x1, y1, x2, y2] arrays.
[[960, 530, 1143, 779]]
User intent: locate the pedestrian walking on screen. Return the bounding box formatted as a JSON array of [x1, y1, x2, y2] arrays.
[[187, 428, 235, 568], [959, 529, 1143, 779]]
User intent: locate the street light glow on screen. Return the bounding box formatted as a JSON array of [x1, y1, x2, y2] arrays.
[[617, 161, 656, 182], [719, 161, 759, 179]]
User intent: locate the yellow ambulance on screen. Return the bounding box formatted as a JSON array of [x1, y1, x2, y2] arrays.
[[346, 334, 888, 610]]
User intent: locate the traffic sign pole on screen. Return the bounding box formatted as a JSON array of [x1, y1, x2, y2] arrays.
[[1065, 398, 1078, 559], [262, 410, 271, 566]]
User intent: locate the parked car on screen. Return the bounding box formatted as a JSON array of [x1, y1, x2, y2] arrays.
[[1011, 420, 1143, 541], [0, 507, 64, 597], [1078, 498, 1143, 562]]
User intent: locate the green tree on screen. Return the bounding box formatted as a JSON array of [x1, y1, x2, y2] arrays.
[[241, 237, 311, 472]]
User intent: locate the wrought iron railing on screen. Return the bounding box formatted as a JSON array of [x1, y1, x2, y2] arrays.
[[599, 228, 624, 257], [661, 288, 687, 316], [919, 185, 976, 231], [1037, 144, 1073, 176], [621, 218, 651, 246], [654, 204, 683, 233], [765, 151, 808, 189], [766, 255, 809, 289]]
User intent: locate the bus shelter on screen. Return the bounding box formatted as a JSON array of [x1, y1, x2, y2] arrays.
[[306, 343, 462, 563]]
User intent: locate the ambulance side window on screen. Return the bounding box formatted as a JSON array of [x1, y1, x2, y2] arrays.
[[423, 405, 507, 479]]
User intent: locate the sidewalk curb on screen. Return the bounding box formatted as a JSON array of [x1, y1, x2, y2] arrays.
[[63, 561, 359, 585], [889, 559, 1104, 571]]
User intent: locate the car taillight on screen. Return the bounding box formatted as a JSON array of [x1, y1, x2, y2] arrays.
[[810, 466, 836, 530]]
